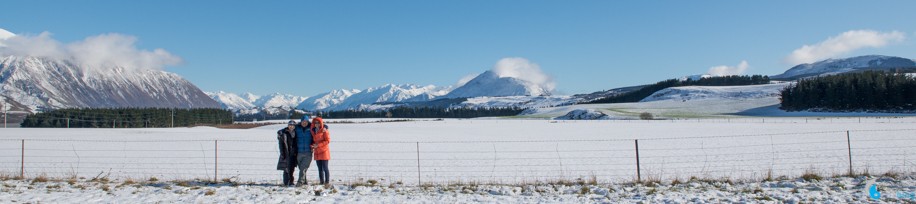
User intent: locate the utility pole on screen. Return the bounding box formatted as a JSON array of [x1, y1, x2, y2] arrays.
[[171, 109, 175, 128]]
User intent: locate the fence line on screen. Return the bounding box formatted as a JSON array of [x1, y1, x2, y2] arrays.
[[4, 128, 916, 143], [1, 128, 915, 185]]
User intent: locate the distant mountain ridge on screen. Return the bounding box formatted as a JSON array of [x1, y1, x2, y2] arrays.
[[772, 55, 916, 80], [212, 70, 555, 112], [0, 56, 220, 112]]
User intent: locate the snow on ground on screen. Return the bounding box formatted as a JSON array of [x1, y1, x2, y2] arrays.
[[2, 174, 915, 203]]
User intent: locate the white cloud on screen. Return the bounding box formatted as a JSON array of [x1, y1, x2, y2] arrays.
[[456, 73, 477, 86], [491, 57, 556, 92], [0, 28, 15, 46], [66, 33, 182, 70], [785, 30, 905, 65], [0, 32, 67, 59], [0, 28, 182, 70], [706, 60, 749, 76]]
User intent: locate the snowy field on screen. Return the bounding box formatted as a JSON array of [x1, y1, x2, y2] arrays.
[[1, 118, 916, 185], [2, 118, 916, 202]]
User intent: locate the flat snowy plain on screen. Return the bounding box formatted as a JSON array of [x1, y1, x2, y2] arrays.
[[2, 118, 916, 202]]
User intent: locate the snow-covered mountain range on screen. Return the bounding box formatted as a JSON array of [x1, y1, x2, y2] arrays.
[[204, 91, 307, 114], [211, 69, 557, 112], [772, 55, 916, 80], [0, 56, 220, 112], [253, 93, 307, 110], [292, 84, 452, 111], [206, 91, 257, 110]]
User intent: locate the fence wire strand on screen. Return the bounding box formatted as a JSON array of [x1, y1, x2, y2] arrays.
[[2, 128, 915, 185]]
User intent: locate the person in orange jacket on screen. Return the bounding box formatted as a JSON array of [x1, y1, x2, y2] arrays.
[[310, 117, 331, 185]]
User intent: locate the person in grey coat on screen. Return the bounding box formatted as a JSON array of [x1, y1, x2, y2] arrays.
[[294, 115, 314, 186], [277, 120, 298, 186], [293, 115, 329, 186]]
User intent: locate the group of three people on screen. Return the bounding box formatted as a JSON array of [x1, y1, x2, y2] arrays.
[[277, 115, 331, 186]]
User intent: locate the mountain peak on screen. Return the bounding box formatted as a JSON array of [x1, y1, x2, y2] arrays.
[[441, 70, 552, 99], [772, 55, 916, 80]]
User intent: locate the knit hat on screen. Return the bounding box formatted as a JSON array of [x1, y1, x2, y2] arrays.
[[300, 115, 311, 123], [287, 120, 297, 126]]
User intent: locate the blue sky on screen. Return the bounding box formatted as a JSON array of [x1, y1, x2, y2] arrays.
[[1, 1, 915, 96]]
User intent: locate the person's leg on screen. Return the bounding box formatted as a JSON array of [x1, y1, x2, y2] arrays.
[[282, 170, 292, 186], [316, 160, 323, 184], [315, 160, 325, 184], [323, 160, 329, 184], [296, 153, 312, 186], [317, 160, 329, 184], [285, 157, 296, 186]]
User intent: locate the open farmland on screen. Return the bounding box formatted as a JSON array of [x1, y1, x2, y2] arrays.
[[2, 118, 914, 184]]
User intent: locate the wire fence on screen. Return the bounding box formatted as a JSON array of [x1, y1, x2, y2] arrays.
[[548, 116, 916, 124], [1, 128, 915, 185]]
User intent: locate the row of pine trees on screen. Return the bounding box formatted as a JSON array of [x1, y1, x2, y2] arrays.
[[20, 108, 233, 128], [780, 71, 916, 111]]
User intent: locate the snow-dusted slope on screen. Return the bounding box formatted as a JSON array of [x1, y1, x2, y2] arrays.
[[640, 83, 788, 102], [241, 93, 259, 103], [442, 71, 551, 99], [206, 91, 257, 110], [252, 93, 306, 109], [296, 89, 362, 111], [0, 56, 220, 112], [772, 55, 916, 79], [332, 84, 445, 109], [458, 95, 578, 109], [553, 109, 611, 120], [524, 83, 793, 119], [292, 84, 452, 111]]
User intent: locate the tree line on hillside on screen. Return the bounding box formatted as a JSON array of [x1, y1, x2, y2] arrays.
[[585, 75, 771, 104], [20, 108, 233, 128], [780, 71, 916, 112]]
